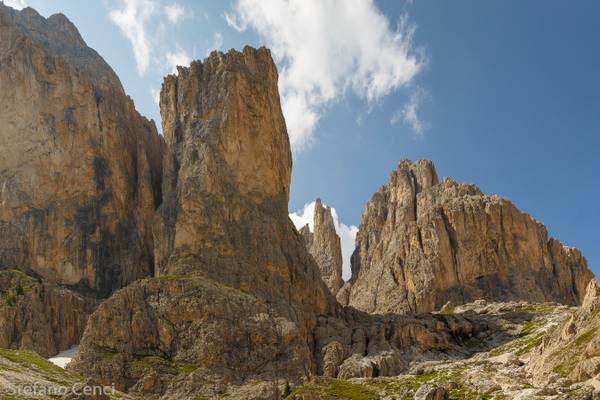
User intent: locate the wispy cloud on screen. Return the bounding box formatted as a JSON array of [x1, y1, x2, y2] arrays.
[[164, 3, 184, 23], [225, 0, 425, 151], [290, 201, 358, 281], [391, 87, 426, 136], [108, 0, 199, 86], [109, 0, 156, 76], [166, 44, 192, 72], [205, 32, 223, 55]]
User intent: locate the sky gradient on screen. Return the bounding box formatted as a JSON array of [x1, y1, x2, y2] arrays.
[[4, 0, 599, 278]]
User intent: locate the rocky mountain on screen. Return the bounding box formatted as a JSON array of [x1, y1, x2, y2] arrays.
[[339, 159, 594, 314], [1, 4, 599, 399], [0, 3, 163, 298], [299, 199, 343, 295], [69, 47, 334, 397], [0, 4, 163, 357], [68, 48, 486, 399]]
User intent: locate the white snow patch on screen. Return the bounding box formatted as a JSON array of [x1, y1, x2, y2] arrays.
[[48, 345, 78, 369]]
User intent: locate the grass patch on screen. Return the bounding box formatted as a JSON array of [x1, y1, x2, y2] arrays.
[[515, 332, 544, 356], [289, 380, 378, 400], [324, 381, 378, 400], [574, 327, 597, 347], [0, 348, 64, 375], [551, 326, 598, 376], [449, 387, 492, 399]]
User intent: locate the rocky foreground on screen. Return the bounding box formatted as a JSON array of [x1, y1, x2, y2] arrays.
[[3, 286, 600, 399], [288, 283, 600, 400]]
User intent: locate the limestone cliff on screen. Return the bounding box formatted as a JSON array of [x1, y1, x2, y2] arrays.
[[0, 4, 163, 298], [70, 49, 480, 399], [70, 47, 334, 397], [342, 159, 594, 314], [299, 199, 343, 295]]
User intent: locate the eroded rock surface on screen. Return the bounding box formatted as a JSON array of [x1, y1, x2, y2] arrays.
[[0, 4, 163, 298], [70, 47, 334, 399], [0, 269, 95, 358], [529, 279, 600, 386], [342, 159, 593, 314], [69, 49, 482, 400], [299, 199, 343, 295]]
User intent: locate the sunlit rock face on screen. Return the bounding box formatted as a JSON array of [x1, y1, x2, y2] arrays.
[[299, 198, 344, 295], [0, 3, 163, 298], [70, 47, 336, 397], [70, 48, 482, 399], [341, 159, 593, 314]]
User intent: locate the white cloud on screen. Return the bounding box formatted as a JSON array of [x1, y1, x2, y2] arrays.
[[164, 3, 184, 23], [109, 0, 157, 76], [150, 88, 160, 105], [290, 201, 358, 281], [166, 44, 192, 72], [226, 0, 424, 151], [205, 32, 223, 55], [2, 0, 27, 10], [391, 87, 426, 136]]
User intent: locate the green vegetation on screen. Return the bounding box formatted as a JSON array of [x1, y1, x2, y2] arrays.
[[552, 326, 598, 376], [127, 355, 198, 377], [288, 379, 378, 400], [325, 381, 378, 400], [0, 270, 39, 307], [574, 327, 597, 347], [515, 332, 544, 356], [0, 348, 65, 375], [449, 387, 492, 400], [442, 306, 456, 315], [0, 347, 82, 387]]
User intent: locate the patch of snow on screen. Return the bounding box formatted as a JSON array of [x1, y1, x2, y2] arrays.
[[48, 345, 78, 369]]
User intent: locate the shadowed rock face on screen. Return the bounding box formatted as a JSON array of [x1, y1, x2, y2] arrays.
[[0, 269, 96, 358], [341, 159, 594, 314], [0, 4, 163, 297], [299, 199, 343, 295]]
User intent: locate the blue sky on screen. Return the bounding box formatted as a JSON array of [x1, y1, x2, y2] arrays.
[[6, 0, 599, 278]]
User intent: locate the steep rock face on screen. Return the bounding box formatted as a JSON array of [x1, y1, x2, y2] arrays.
[[0, 269, 95, 357], [299, 199, 343, 295], [0, 4, 163, 297], [71, 47, 334, 398], [343, 160, 593, 314], [70, 49, 480, 399], [152, 48, 329, 310]]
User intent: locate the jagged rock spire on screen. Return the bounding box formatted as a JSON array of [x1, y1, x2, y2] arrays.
[[343, 159, 593, 314], [299, 198, 343, 295]]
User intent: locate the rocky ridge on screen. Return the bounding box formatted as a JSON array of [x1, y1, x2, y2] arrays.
[[340, 159, 593, 314], [299, 199, 343, 295], [68, 48, 486, 399]]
